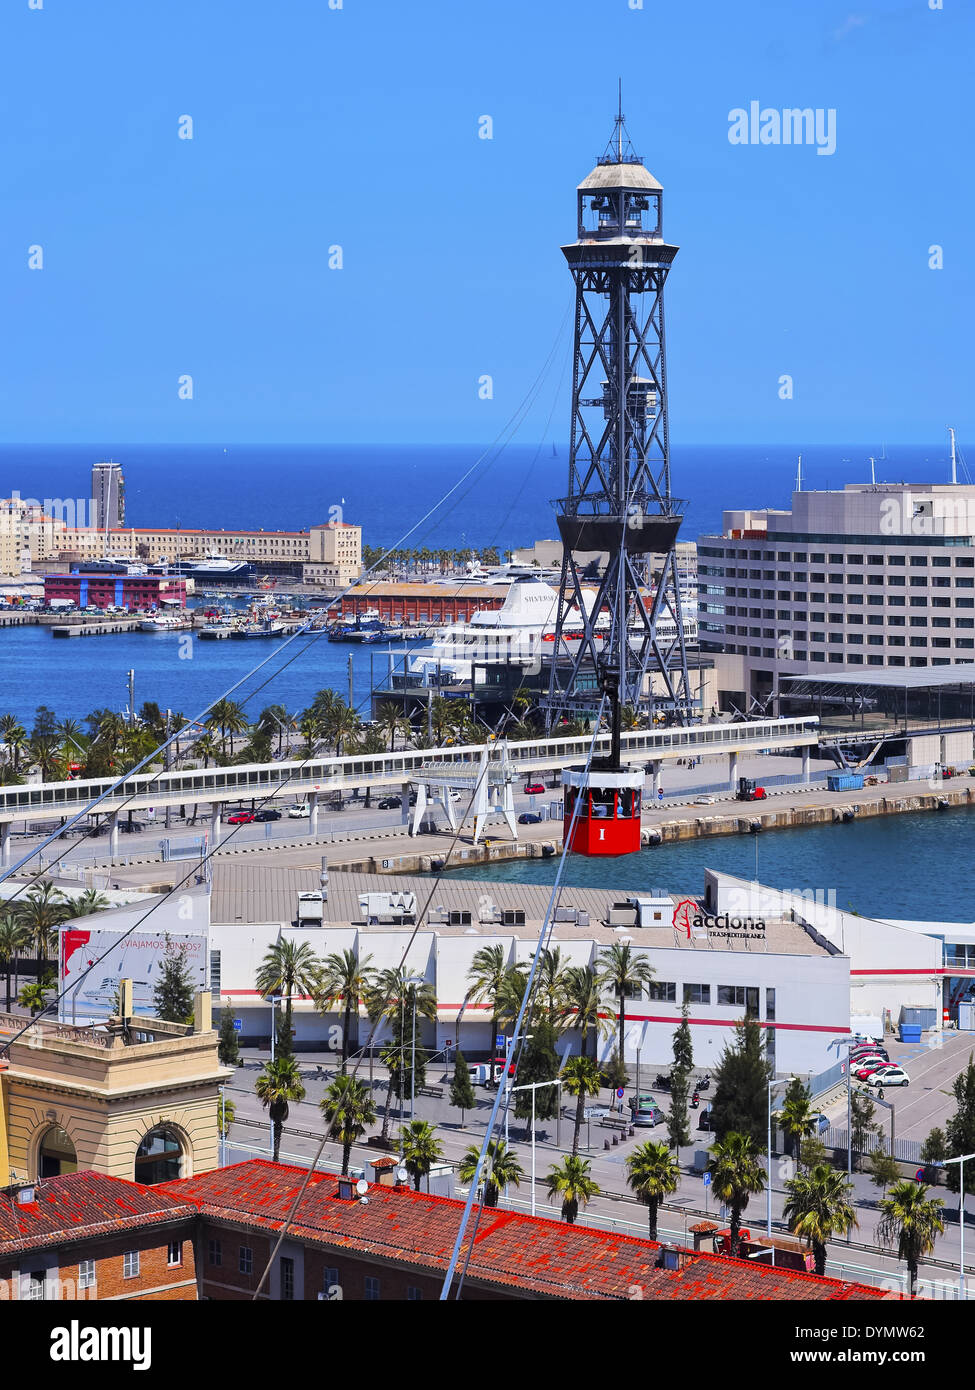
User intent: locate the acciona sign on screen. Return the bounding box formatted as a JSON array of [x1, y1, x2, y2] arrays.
[[672, 899, 766, 941]]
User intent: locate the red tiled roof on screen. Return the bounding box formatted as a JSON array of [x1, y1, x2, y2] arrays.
[[161, 1160, 889, 1302], [0, 1173, 197, 1255]]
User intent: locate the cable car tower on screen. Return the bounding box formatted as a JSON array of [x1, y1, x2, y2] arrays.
[[544, 106, 691, 736]]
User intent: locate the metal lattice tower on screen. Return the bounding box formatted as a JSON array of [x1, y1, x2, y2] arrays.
[[543, 108, 692, 730]]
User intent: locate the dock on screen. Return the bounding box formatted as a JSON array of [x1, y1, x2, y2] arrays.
[[51, 618, 142, 637]]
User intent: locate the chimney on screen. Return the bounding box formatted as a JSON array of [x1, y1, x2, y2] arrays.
[[337, 1176, 355, 1201], [194, 990, 212, 1034], [118, 978, 133, 1022], [369, 1157, 398, 1188]]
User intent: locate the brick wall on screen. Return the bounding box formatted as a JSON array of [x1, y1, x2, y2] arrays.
[[0, 1221, 197, 1302]]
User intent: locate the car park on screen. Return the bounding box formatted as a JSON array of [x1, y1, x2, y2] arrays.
[[227, 810, 255, 824], [518, 812, 542, 824]]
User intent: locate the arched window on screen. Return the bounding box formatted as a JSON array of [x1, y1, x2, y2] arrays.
[[134, 1127, 183, 1185], [38, 1126, 77, 1179]]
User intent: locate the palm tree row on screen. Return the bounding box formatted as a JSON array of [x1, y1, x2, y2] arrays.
[[0, 882, 110, 1011]]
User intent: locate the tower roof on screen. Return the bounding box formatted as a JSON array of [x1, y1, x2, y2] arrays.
[[578, 161, 662, 192]]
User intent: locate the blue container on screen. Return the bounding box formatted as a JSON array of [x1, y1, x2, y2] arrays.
[[899, 1023, 922, 1043], [827, 771, 865, 792]]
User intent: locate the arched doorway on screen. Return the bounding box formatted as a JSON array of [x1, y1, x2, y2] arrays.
[[134, 1126, 184, 1185], [38, 1126, 77, 1179]]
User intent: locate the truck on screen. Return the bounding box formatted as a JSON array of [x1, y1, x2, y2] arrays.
[[736, 777, 767, 802]]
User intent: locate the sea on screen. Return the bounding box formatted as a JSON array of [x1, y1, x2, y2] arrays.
[[0, 438, 960, 729]]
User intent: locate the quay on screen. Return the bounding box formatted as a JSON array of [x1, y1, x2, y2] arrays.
[[52, 617, 142, 637]]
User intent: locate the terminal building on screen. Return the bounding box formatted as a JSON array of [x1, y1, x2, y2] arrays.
[[698, 480, 975, 712]]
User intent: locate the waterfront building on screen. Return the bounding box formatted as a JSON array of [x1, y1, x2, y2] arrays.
[[698, 481, 975, 711], [0, 496, 66, 576], [91, 460, 125, 530], [43, 573, 187, 610]]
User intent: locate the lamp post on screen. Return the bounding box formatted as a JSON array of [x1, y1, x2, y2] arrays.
[[829, 1036, 860, 1184], [943, 1151, 975, 1302], [767, 1076, 793, 1243], [510, 1078, 563, 1217]]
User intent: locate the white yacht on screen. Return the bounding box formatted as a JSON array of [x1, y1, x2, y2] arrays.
[[408, 578, 698, 683]]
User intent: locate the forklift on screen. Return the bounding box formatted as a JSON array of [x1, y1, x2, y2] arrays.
[[736, 777, 767, 802]]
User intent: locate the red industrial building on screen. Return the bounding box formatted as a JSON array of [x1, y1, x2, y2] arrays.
[[339, 582, 505, 625], [43, 574, 187, 611]]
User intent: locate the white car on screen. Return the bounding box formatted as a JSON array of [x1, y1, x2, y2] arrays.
[[865, 1066, 909, 1088], [693, 796, 715, 805], [288, 803, 310, 818]]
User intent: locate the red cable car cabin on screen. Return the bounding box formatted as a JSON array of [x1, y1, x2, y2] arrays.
[[562, 765, 643, 856]]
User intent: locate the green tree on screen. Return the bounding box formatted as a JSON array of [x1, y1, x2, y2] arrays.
[[776, 1077, 816, 1166], [709, 1017, 773, 1146], [562, 1055, 602, 1157], [546, 1154, 600, 1225], [318, 948, 375, 1071], [205, 697, 250, 756], [399, 1119, 444, 1192], [513, 1020, 560, 1129], [465, 945, 511, 1053], [596, 942, 655, 1064], [0, 916, 30, 1011], [217, 1094, 236, 1137], [217, 1008, 241, 1066], [667, 1066, 691, 1155], [152, 936, 195, 1024], [627, 1140, 681, 1241], [783, 1164, 858, 1277], [16, 881, 69, 975], [255, 938, 324, 1056], [449, 1051, 476, 1127], [945, 1053, 975, 1197], [877, 1181, 946, 1297], [707, 1132, 767, 1257], [61, 889, 110, 918], [321, 1074, 376, 1175], [921, 1127, 948, 1166], [672, 1000, 694, 1073], [18, 981, 48, 1016], [601, 1048, 628, 1105], [368, 969, 437, 1135], [559, 965, 613, 1060], [256, 1056, 306, 1164], [868, 1149, 901, 1201], [458, 1138, 523, 1209], [850, 1089, 878, 1172], [532, 945, 571, 1020]]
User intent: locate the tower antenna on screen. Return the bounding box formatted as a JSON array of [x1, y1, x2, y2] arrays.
[[795, 453, 802, 492], [949, 425, 957, 485]]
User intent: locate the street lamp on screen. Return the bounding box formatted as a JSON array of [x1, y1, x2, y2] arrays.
[[509, 1078, 563, 1217], [829, 1036, 860, 1184], [943, 1151, 975, 1302], [767, 1076, 793, 1244]]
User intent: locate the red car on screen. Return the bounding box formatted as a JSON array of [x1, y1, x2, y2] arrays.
[[227, 810, 255, 824], [854, 1060, 890, 1081], [523, 782, 545, 795]]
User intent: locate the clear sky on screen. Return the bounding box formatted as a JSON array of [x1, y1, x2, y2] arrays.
[[0, 0, 971, 446]]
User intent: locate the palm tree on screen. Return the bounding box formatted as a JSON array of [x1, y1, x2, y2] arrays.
[[56, 717, 85, 761], [626, 1140, 682, 1240], [17, 882, 69, 975], [29, 734, 67, 783], [376, 701, 412, 752], [321, 1074, 376, 1175], [597, 943, 655, 1064], [546, 1154, 600, 1225], [255, 1056, 306, 1163], [191, 731, 221, 768], [496, 964, 530, 1034], [62, 889, 110, 919], [368, 968, 438, 1139], [466, 945, 510, 1052], [559, 965, 613, 1060], [0, 715, 27, 771], [0, 916, 30, 1011], [562, 1055, 602, 1157], [255, 939, 324, 1051], [459, 1138, 524, 1208], [18, 981, 49, 1016], [318, 949, 375, 1071], [877, 1180, 946, 1296], [399, 1119, 444, 1191], [783, 1164, 858, 1277], [326, 703, 360, 755], [206, 698, 250, 756], [776, 1082, 817, 1168], [298, 713, 324, 755], [707, 1132, 767, 1257], [532, 945, 571, 1021], [257, 703, 290, 756], [217, 1095, 236, 1137]]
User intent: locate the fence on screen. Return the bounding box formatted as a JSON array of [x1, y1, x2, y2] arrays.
[[823, 1126, 924, 1167]]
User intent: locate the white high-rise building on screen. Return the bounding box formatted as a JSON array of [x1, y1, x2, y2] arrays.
[[698, 481, 975, 708]]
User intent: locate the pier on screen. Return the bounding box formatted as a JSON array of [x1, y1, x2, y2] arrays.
[[51, 618, 142, 637]]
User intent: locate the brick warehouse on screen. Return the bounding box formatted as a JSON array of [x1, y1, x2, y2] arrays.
[[339, 582, 506, 625], [0, 1172, 198, 1301]]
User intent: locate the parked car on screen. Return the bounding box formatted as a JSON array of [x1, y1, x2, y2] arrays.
[[865, 1066, 910, 1088], [287, 803, 309, 818], [628, 1094, 664, 1127], [227, 810, 255, 824], [854, 1060, 891, 1081], [851, 1047, 889, 1066], [254, 808, 281, 821], [518, 812, 542, 825], [697, 1107, 717, 1132], [812, 1114, 830, 1135], [377, 796, 402, 809], [523, 782, 545, 796], [693, 795, 715, 805]]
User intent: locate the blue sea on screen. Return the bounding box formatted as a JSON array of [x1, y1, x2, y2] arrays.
[[0, 440, 960, 727]]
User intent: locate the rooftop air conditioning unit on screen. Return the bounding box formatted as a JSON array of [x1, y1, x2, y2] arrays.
[[297, 891, 324, 924]]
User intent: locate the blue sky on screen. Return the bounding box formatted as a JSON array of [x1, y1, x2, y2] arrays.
[[0, 0, 971, 446]]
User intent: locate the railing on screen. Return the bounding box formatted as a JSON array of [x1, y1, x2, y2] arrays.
[[0, 718, 820, 820]]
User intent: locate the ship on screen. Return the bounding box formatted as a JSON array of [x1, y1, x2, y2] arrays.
[[150, 551, 255, 583]]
